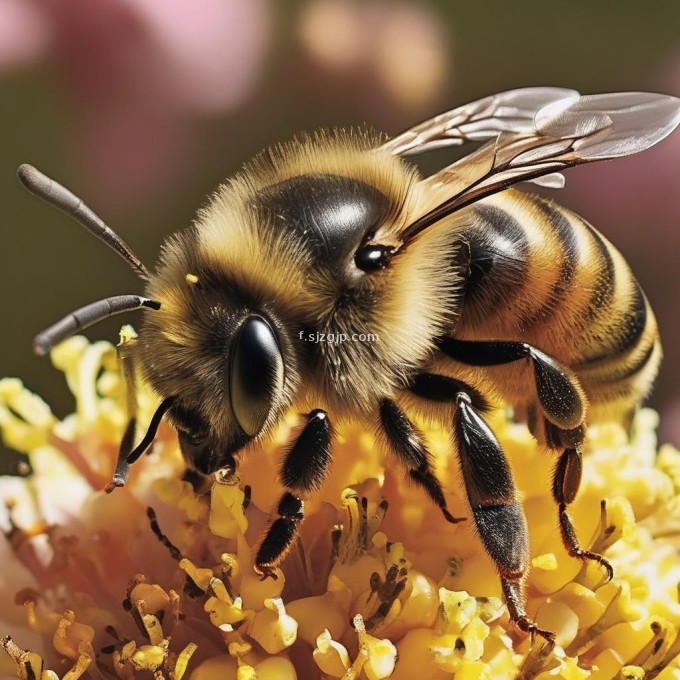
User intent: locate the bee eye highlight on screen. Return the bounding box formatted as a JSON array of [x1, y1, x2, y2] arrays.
[[229, 315, 284, 437], [354, 244, 393, 271]]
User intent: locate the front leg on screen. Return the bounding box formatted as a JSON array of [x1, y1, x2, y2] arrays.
[[413, 373, 554, 642], [105, 334, 177, 492], [255, 409, 332, 576], [106, 334, 139, 492]]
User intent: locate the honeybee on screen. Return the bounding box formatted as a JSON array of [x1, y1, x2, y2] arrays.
[[19, 88, 680, 642]]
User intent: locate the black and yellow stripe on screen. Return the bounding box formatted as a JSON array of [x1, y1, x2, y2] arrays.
[[454, 189, 660, 423]]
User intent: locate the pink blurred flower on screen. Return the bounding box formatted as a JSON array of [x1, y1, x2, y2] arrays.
[[661, 399, 680, 447], [0, 0, 51, 68], [297, 0, 450, 114], [0, 0, 271, 206], [557, 57, 680, 439], [562, 127, 680, 240], [561, 54, 680, 239]]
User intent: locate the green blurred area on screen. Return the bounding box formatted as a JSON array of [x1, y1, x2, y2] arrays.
[[1, 0, 679, 459]]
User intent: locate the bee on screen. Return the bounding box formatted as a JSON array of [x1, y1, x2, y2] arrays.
[[18, 88, 680, 642]]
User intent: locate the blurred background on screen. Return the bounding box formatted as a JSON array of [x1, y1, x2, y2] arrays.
[[1, 0, 679, 447]]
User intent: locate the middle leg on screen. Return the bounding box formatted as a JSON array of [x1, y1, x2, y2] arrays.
[[440, 337, 585, 431], [379, 398, 465, 524]]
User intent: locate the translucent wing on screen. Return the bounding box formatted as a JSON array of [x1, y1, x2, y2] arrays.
[[380, 87, 580, 156], [395, 92, 680, 243]]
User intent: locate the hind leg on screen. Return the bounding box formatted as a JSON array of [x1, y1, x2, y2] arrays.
[[410, 373, 554, 643], [442, 337, 612, 579], [546, 422, 613, 580]]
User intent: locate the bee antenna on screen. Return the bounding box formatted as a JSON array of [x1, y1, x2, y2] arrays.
[[17, 164, 150, 280], [126, 396, 177, 464], [33, 294, 161, 356]]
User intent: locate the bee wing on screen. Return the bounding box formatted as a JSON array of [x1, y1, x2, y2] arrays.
[[381, 87, 580, 156], [399, 92, 680, 242]]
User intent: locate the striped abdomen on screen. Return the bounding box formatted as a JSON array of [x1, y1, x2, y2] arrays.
[[453, 189, 660, 424]]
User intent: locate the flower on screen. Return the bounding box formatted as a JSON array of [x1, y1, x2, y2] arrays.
[[1, 332, 680, 679], [297, 0, 450, 113]]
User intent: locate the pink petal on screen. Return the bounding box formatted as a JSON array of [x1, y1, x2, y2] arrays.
[[120, 0, 272, 113], [48, 0, 270, 113], [0, 0, 51, 69]]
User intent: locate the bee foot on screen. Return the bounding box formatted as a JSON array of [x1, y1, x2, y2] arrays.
[[516, 616, 556, 648], [572, 549, 614, 581]]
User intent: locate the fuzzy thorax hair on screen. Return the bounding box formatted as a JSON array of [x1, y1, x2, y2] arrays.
[[139, 130, 463, 441]]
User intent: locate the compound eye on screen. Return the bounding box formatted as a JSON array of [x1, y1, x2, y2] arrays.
[[229, 315, 284, 437]]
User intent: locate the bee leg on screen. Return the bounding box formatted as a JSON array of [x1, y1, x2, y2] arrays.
[[379, 398, 465, 523], [105, 334, 139, 492], [453, 391, 555, 643], [255, 409, 332, 577], [551, 440, 614, 581], [255, 492, 305, 580], [445, 338, 613, 579], [412, 374, 554, 643], [439, 338, 585, 431]]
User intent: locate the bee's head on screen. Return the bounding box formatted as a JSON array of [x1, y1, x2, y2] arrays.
[[139, 232, 299, 475], [163, 313, 285, 474]]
